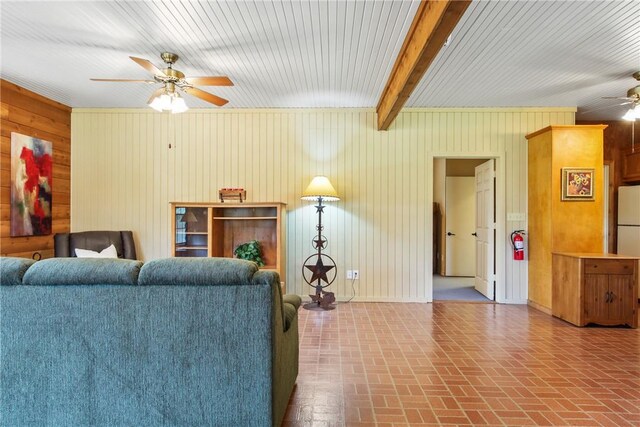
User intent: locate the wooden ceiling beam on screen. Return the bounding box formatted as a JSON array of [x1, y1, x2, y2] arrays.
[[376, 0, 471, 131]]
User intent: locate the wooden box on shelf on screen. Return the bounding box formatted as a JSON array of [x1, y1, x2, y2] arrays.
[[552, 253, 638, 328], [218, 188, 247, 203], [170, 202, 287, 286]]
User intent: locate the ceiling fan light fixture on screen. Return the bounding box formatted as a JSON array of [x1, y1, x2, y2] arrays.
[[622, 109, 635, 121], [148, 91, 189, 113], [622, 105, 640, 121], [171, 95, 188, 114], [148, 93, 168, 111]]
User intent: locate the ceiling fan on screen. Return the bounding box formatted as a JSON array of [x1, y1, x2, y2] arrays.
[[595, 71, 640, 153], [601, 71, 640, 121], [91, 52, 233, 112]]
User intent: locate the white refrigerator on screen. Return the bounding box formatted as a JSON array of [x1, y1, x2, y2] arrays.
[[617, 185, 640, 256], [618, 185, 640, 256]]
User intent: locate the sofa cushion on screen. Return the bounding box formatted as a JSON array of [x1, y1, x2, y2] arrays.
[[22, 258, 143, 286], [139, 257, 258, 287], [0, 257, 36, 286]]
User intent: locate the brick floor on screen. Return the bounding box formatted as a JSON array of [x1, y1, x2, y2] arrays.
[[283, 302, 640, 426]]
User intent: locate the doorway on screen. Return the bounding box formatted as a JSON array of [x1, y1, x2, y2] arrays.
[[433, 158, 495, 302]]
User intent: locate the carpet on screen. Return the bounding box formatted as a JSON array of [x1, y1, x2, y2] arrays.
[[433, 275, 492, 302]]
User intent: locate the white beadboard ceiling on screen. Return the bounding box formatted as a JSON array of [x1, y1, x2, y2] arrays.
[[1, 0, 639, 120]]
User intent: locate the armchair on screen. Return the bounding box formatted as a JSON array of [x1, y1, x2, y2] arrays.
[[54, 230, 137, 260]]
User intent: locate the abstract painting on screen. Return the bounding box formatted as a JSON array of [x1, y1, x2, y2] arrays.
[[561, 168, 594, 201], [11, 132, 53, 236]]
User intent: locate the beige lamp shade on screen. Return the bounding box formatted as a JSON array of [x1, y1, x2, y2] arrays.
[[301, 176, 340, 201]]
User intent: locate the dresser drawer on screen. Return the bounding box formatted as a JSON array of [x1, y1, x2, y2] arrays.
[[584, 259, 635, 275]]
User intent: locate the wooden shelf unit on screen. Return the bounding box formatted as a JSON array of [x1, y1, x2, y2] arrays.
[[552, 253, 638, 328], [170, 202, 287, 285]]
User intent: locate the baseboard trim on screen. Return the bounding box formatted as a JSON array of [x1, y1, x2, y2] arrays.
[[298, 296, 432, 304], [527, 299, 552, 315]]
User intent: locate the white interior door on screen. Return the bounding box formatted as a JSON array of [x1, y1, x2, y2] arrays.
[[445, 177, 475, 276], [474, 159, 495, 299]]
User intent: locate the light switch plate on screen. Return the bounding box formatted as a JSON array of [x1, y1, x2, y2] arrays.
[[507, 212, 526, 222]]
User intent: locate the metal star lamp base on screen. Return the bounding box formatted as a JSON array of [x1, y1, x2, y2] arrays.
[[301, 176, 339, 311], [302, 252, 337, 310]]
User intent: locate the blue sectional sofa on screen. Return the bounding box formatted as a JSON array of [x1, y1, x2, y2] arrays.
[[0, 256, 301, 427]]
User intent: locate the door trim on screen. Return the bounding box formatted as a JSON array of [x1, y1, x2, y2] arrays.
[[426, 151, 506, 303]]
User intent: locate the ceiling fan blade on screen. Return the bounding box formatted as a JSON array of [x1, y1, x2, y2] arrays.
[[184, 76, 233, 86], [579, 101, 632, 115], [130, 56, 165, 76], [91, 78, 156, 83], [146, 88, 165, 105], [184, 87, 228, 106], [602, 96, 635, 100]]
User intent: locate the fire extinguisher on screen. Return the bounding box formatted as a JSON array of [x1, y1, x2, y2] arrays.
[[511, 230, 525, 261]]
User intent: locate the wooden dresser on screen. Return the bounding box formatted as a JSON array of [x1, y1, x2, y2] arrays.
[[552, 253, 638, 328]]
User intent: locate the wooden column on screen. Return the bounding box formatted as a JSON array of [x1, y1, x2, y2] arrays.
[[526, 125, 607, 310]]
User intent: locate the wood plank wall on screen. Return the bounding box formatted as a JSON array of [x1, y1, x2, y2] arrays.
[[0, 79, 71, 259], [71, 107, 574, 302], [577, 120, 640, 253]]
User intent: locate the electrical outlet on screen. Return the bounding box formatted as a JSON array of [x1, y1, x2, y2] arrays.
[[346, 270, 353, 279], [353, 270, 359, 280]]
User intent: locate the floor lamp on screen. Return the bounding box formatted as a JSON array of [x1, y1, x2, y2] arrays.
[[301, 176, 340, 310]]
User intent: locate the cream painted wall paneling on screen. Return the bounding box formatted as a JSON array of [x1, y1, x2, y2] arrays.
[[71, 107, 575, 302]]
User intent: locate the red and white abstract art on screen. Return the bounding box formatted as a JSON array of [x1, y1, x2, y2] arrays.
[[11, 132, 53, 236]]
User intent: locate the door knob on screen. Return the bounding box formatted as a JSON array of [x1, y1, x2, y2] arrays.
[[447, 232, 455, 236], [472, 232, 478, 236]]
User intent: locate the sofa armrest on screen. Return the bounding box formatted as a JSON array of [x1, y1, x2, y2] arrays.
[[271, 281, 299, 427], [283, 294, 302, 311]]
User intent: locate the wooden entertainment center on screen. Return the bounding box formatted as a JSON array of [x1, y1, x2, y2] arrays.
[[170, 202, 286, 285]]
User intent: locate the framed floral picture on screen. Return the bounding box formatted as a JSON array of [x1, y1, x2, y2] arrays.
[[562, 168, 594, 201]]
